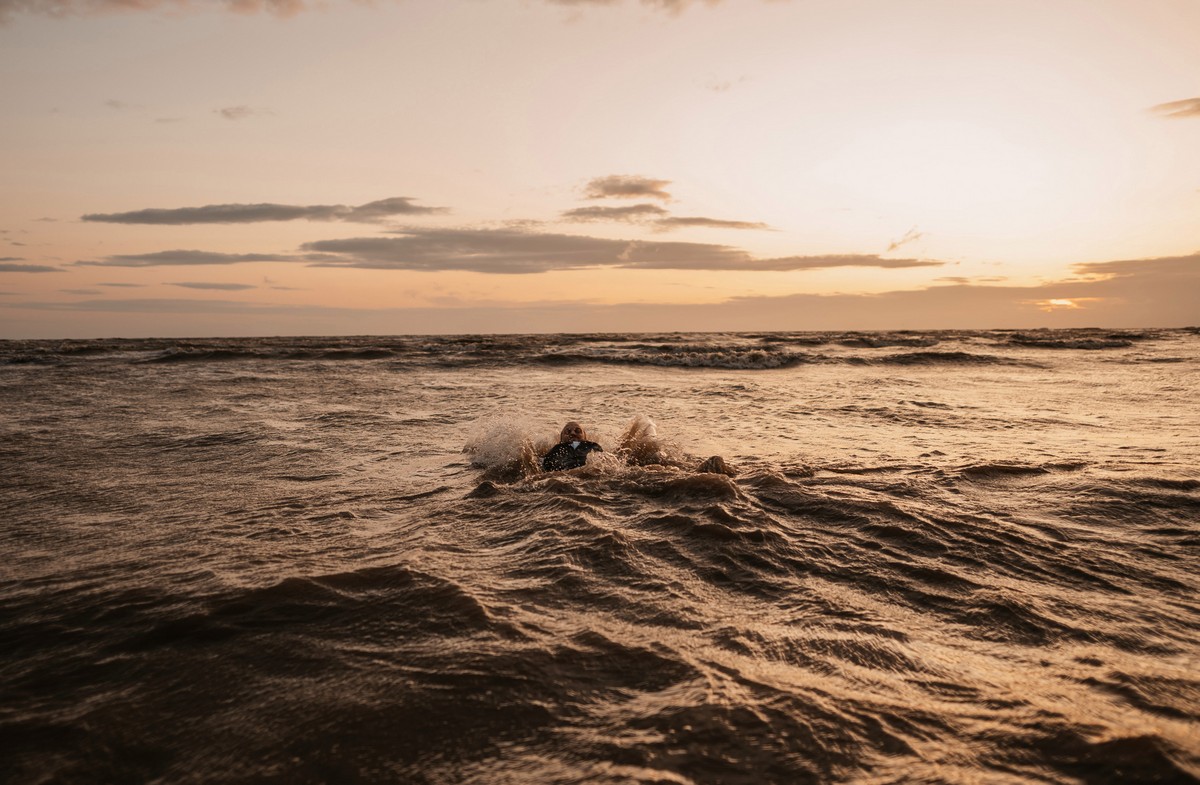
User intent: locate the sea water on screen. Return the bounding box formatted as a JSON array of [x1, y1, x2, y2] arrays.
[[2, 329, 1198, 783]]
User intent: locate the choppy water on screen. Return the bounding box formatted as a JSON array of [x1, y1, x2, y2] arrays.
[[2, 329, 1198, 784]]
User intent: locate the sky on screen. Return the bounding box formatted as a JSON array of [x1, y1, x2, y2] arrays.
[[0, 0, 1197, 337]]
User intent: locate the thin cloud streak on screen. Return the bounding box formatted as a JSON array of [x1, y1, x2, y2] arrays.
[[547, 0, 724, 11], [170, 282, 258, 291], [82, 197, 446, 225], [0, 0, 734, 23], [703, 74, 750, 92], [76, 250, 295, 267], [653, 217, 771, 231], [1072, 253, 1200, 278], [0, 0, 308, 23], [560, 205, 769, 231], [1149, 97, 1200, 119], [0, 262, 61, 272], [936, 276, 1008, 284], [561, 204, 669, 222], [215, 105, 269, 120], [887, 226, 924, 252], [621, 251, 938, 271]]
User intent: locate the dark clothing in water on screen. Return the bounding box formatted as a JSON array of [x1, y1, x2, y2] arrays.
[[542, 440, 603, 471]]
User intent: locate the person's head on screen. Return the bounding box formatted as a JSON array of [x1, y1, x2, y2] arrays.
[[559, 422, 587, 443]]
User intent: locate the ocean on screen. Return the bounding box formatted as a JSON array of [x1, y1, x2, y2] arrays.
[[2, 328, 1198, 784]]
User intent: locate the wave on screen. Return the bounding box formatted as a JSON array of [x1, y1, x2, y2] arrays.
[[836, 334, 942, 348], [538, 346, 1029, 370], [752, 332, 944, 348], [875, 350, 1018, 365], [536, 345, 817, 369], [1005, 330, 1157, 349], [124, 565, 501, 653], [142, 347, 269, 363], [959, 461, 1060, 480], [141, 345, 402, 363]]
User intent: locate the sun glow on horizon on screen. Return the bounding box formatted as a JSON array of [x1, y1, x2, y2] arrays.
[[1033, 297, 1106, 312]]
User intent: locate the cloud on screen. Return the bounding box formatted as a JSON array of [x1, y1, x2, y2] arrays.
[[560, 205, 768, 231], [546, 0, 721, 12], [303, 227, 942, 274], [304, 229, 627, 273], [216, 105, 270, 120], [936, 276, 1008, 284], [0, 0, 727, 24], [99, 282, 146, 287], [345, 197, 448, 221], [170, 282, 257, 291], [620, 249, 940, 271], [1149, 97, 1200, 119], [584, 175, 672, 201], [887, 226, 924, 252], [75, 250, 295, 267], [653, 216, 771, 231], [572, 176, 771, 230], [561, 204, 669, 222], [0, 0, 308, 22], [1072, 253, 1200, 278], [701, 74, 750, 92], [82, 196, 446, 225], [0, 262, 61, 272]]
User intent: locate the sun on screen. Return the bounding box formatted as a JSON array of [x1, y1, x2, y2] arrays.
[[1032, 297, 1105, 312]]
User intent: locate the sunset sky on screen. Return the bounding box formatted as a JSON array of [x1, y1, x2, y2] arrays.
[[1, 0, 1197, 337]]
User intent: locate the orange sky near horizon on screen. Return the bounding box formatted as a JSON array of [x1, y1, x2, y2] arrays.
[[0, 0, 1197, 337]]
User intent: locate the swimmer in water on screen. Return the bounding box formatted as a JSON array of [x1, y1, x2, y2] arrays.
[[541, 421, 604, 471]]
